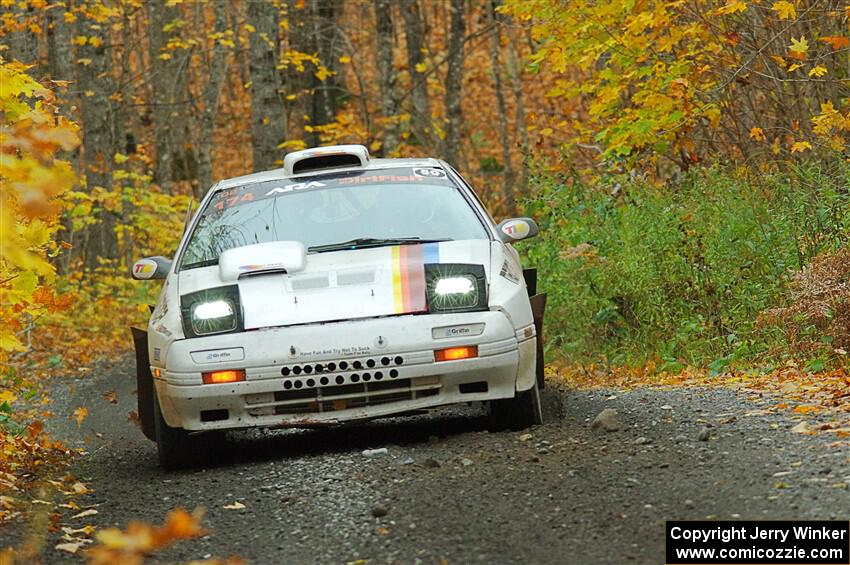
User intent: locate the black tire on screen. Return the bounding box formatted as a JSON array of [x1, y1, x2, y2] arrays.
[[489, 383, 543, 432], [153, 391, 216, 471]]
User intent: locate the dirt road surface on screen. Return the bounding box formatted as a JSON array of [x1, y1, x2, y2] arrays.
[[8, 357, 850, 564]]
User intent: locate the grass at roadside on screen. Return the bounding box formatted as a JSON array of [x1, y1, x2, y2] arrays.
[[523, 161, 850, 373]]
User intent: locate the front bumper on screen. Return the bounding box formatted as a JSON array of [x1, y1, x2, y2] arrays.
[[155, 311, 536, 431]]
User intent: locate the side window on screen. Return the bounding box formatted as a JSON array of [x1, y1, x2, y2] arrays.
[[447, 165, 498, 229]]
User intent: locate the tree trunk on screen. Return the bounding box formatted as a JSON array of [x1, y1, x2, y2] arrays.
[[443, 0, 465, 168], [505, 22, 529, 193], [313, 0, 343, 129], [401, 0, 431, 149], [248, 0, 285, 171], [487, 1, 515, 214], [197, 0, 229, 195], [76, 9, 119, 270], [375, 0, 399, 154], [5, 2, 39, 68], [288, 0, 341, 149], [147, 0, 189, 194], [46, 5, 74, 83]]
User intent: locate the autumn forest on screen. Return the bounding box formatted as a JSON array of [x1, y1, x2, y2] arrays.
[[1, 0, 850, 561]]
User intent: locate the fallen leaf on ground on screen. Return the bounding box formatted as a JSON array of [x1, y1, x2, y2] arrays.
[[790, 421, 812, 434], [72, 407, 88, 428], [55, 542, 83, 554], [72, 508, 98, 519], [103, 390, 118, 404], [127, 411, 141, 428], [223, 502, 245, 510]]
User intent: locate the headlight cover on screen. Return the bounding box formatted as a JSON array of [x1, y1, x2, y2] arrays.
[[425, 264, 487, 313], [180, 286, 242, 338]]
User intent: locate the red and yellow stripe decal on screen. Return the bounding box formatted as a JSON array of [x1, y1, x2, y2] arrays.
[[391, 245, 427, 313]]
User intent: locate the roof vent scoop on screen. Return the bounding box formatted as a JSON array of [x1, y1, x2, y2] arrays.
[[284, 144, 370, 175]]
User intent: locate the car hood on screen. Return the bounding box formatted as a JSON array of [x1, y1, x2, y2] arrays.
[[177, 240, 492, 330]]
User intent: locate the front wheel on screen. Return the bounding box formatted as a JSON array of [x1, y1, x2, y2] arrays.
[[489, 383, 543, 432], [153, 390, 218, 471]]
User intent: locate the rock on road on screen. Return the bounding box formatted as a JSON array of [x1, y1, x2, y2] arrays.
[[18, 357, 850, 564]]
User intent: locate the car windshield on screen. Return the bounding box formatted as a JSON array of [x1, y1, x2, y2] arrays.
[[180, 168, 489, 270]]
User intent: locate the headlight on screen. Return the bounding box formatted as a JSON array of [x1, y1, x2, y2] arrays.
[[425, 264, 487, 313], [180, 286, 242, 337]]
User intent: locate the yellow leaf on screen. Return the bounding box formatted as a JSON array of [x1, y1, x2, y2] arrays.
[[158, 53, 172, 61], [788, 36, 809, 58], [88, 36, 103, 48], [72, 36, 88, 46], [63, 12, 76, 23], [223, 501, 245, 510], [790, 140, 812, 153], [717, 0, 747, 15], [415, 62, 427, 73], [77, 58, 92, 66], [113, 153, 129, 164], [771, 1, 796, 20], [808, 65, 827, 78], [787, 63, 802, 72], [243, 23, 256, 33], [338, 55, 351, 64], [73, 406, 88, 428], [0, 390, 17, 404], [749, 127, 765, 142]]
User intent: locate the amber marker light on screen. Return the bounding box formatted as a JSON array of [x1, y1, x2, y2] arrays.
[[202, 369, 246, 384], [434, 346, 478, 362]]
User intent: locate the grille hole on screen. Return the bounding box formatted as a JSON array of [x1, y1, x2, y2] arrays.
[[335, 375, 344, 385], [389, 369, 399, 378], [366, 359, 376, 368], [353, 360, 362, 369], [320, 376, 329, 385], [293, 366, 302, 375], [459, 381, 488, 394], [339, 361, 348, 370], [381, 357, 390, 366], [375, 371, 383, 380], [304, 365, 313, 374], [394, 356, 403, 365], [306, 378, 315, 387], [315, 363, 324, 373], [201, 409, 229, 422], [284, 380, 293, 390], [351, 374, 360, 383], [362, 373, 371, 382], [281, 367, 291, 376], [328, 362, 336, 371], [294, 380, 303, 389]]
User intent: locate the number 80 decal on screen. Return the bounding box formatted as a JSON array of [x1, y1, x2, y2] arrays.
[[413, 168, 447, 178]]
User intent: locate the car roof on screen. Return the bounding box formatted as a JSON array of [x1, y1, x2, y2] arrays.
[[214, 156, 446, 192]]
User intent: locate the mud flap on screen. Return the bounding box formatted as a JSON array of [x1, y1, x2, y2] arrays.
[[131, 327, 157, 442], [523, 268, 547, 390]]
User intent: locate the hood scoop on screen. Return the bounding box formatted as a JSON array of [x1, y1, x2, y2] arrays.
[[219, 241, 306, 282]]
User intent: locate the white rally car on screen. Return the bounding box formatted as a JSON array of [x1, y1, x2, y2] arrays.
[[131, 145, 547, 469]]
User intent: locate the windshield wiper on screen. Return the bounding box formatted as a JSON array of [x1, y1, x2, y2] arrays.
[[308, 237, 451, 253], [180, 257, 219, 271]]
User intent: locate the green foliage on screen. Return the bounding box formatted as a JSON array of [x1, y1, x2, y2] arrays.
[[522, 160, 850, 368]]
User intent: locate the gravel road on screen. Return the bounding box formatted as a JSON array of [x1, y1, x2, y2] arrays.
[[10, 356, 850, 564]]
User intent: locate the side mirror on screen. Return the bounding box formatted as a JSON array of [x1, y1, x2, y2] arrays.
[[131, 256, 172, 280], [496, 217, 539, 242]]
